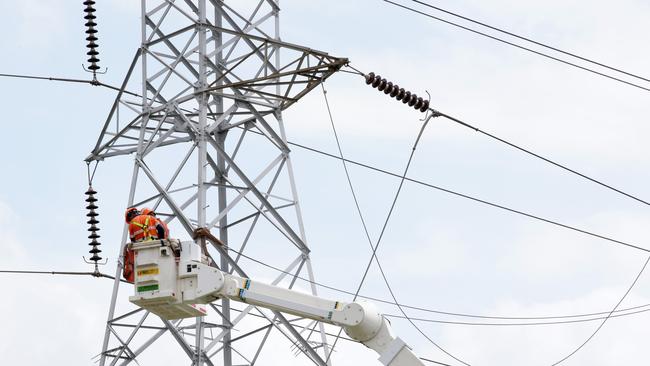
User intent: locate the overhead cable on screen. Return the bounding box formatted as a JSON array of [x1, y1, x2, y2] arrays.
[[551, 254, 650, 365], [355, 68, 650, 253], [0, 72, 140, 97], [436, 110, 650, 208], [226, 247, 650, 326], [421, 358, 455, 366], [359, 69, 650, 209], [382, 0, 650, 93], [408, 0, 650, 84], [0, 269, 129, 283], [211, 302, 455, 366], [385, 306, 650, 327], [288, 139, 650, 254]]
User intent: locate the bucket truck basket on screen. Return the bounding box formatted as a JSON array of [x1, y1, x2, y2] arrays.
[[128, 240, 207, 319]]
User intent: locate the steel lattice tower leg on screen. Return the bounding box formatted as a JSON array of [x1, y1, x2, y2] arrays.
[[88, 1, 347, 365]]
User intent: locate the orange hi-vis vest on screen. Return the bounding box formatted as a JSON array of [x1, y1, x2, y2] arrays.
[[129, 214, 160, 242]]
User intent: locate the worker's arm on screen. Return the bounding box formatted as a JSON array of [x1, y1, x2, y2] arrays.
[[155, 223, 166, 239], [129, 240, 424, 366]]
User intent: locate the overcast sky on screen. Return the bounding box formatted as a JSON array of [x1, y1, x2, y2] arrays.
[[1, 1, 650, 365]]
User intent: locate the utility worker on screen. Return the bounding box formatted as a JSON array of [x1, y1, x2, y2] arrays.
[[122, 207, 168, 283], [129, 209, 164, 242], [141, 208, 169, 239]]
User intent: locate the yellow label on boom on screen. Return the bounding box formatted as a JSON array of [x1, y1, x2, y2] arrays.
[[137, 267, 159, 276]]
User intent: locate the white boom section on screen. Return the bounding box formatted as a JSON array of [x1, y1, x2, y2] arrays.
[[129, 240, 424, 366]]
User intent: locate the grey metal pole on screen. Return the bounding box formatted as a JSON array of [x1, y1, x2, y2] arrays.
[[214, 5, 232, 364], [197, 0, 208, 364], [217, 132, 232, 366]]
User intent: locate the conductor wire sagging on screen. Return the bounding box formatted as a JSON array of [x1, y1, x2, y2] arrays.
[[364, 72, 430, 112]]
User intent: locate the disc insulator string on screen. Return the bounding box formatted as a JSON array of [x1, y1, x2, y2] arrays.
[[85, 187, 103, 267], [84, 161, 104, 272], [364, 72, 430, 112], [83, 0, 102, 80]]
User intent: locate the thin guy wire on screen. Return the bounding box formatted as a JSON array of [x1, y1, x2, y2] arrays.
[[409, 0, 650, 84], [320, 84, 464, 363], [382, 0, 650, 93], [437, 110, 650, 208], [348, 114, 472, 366], [287, 139, 650, 254], [552, 254, 650, 365], [223, 247, 650, 326], [319, 83, 375, 363], [322, 84, 473, 364]]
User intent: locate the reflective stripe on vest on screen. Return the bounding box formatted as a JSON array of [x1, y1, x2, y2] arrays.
[[131, 216, 158, 241]]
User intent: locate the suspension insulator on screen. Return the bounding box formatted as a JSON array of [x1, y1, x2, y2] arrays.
[[395, 88, 405, 101], [85, 186, 102, 264], [408, 94, 418, 107], [377, 78, 387, 91], [371, 75, 382, 88], [402, 91, 411, 104], [364, 72, 432, 113], [83, 0, 100, 76], [382, 82, 393, 94], [365, 72, 375, 85], [414, 98, 424, 110], [419, 99, 430, 112]]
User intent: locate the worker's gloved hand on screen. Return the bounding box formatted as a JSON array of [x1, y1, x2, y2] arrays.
[[192, 227, 225, 246], [192, 227, 210, 240]]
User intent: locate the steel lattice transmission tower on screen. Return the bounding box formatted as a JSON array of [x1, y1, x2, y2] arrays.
[[87, 1, 346, 365]]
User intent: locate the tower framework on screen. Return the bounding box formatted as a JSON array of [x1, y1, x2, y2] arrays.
[[87, 1, 347, 365]]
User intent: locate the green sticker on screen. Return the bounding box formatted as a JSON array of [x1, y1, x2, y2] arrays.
[[137, 284, 159, 292]]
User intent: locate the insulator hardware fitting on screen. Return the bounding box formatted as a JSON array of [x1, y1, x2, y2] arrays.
[[364, 72, 430, 113]]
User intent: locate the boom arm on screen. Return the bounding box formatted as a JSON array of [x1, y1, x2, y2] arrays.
[[129, 240, 424, 366]]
